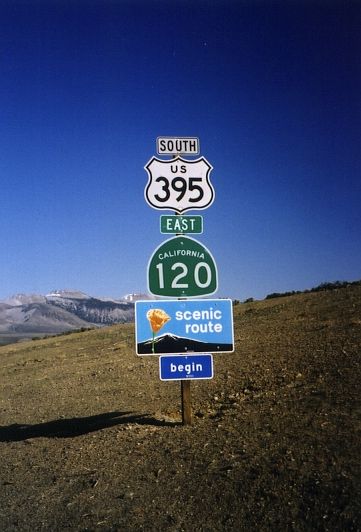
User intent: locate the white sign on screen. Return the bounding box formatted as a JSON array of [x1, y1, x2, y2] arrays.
[[157, 137, 199, 156], [144, 156, 214, 213]]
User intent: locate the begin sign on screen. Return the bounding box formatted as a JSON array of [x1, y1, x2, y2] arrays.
[[159, 355, 213, 381]]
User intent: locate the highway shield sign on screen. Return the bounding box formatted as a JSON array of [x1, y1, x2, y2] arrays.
[[144, 156, 214, 213], [147, 236, 218, 298]]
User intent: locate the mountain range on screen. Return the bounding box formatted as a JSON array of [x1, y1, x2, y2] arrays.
[[0, 290, 145, 341]]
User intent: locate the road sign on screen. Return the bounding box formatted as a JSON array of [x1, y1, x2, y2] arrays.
[[147, 236, 218, 298], [156, 137, 200, 156], [135, 299, 234, 355], [160, 215, 203, 234], [144, 156, 214, 213], [159, 355, 213, 381]]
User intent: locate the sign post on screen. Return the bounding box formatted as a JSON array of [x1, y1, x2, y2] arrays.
[[181, 380, 192, 425], [138, 136, 234, 426]]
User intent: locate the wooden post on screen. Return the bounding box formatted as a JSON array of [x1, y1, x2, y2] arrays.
[[172, 186, 193, 427], [181, 380, 192, 425]]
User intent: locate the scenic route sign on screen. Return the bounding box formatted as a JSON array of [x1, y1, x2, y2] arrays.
[[156, 137, 200, 156], [147, 235, 218, 298], [144, 156, 215, 213], [160, 215, 203, 234], [159, 354, 213, 381], [135, 299, 234, 355]]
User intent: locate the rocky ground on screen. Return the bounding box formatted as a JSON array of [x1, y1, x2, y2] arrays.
[[0, 286, 360, 531]]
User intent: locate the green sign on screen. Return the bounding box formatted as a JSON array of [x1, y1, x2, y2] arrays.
[[148, 236, 218, 298], [160, 215, 203, 234]]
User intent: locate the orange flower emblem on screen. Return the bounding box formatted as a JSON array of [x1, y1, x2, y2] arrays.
[[146, 308, 171, 333]]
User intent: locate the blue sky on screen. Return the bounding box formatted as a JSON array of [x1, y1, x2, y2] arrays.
[[1, 0, 360, 301]]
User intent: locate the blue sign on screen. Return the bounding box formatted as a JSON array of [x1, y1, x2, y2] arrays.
[[159, 355, 213, 381], [135, 298, 234, 355]]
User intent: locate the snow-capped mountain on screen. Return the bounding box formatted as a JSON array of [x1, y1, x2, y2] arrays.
[[46, 290, 91, 300], [0, 290, 137, 338], [3, 294, 47, 306], [44, 290, 134, 325], [0, 302, 92, 334]]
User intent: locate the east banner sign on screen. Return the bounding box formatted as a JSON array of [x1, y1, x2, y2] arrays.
[[147, 236, 218, 298], [135, 299, 234, 355], [160, 215, 203, 234], [144, 156, 215, 213]]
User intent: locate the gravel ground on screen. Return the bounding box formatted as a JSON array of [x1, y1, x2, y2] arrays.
[[0, 286, 360, 531]]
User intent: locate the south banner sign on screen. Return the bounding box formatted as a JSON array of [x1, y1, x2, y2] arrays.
[[148, 235, 218, 298], [144, 156, 214, 213], [135, 299, 234, 355], [156, 137, 200, 156]]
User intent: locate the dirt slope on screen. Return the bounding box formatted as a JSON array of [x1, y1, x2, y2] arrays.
[[0, 287, 360, 531]]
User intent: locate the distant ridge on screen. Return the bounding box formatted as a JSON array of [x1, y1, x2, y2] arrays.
[[0, 290, 139, 342], [46, 290, 91, 300]]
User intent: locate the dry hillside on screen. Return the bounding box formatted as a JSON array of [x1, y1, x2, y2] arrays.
[[0, 286, 360, 531]]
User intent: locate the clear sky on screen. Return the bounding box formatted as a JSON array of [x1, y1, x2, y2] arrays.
[[1, 0, 360, 301]]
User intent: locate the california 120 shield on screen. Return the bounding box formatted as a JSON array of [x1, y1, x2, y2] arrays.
[[147, 236, 218, 298], [144, 156, 215, 213]]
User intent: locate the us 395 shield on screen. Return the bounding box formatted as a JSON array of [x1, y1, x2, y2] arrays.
[[144, 156, 215, 213]]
